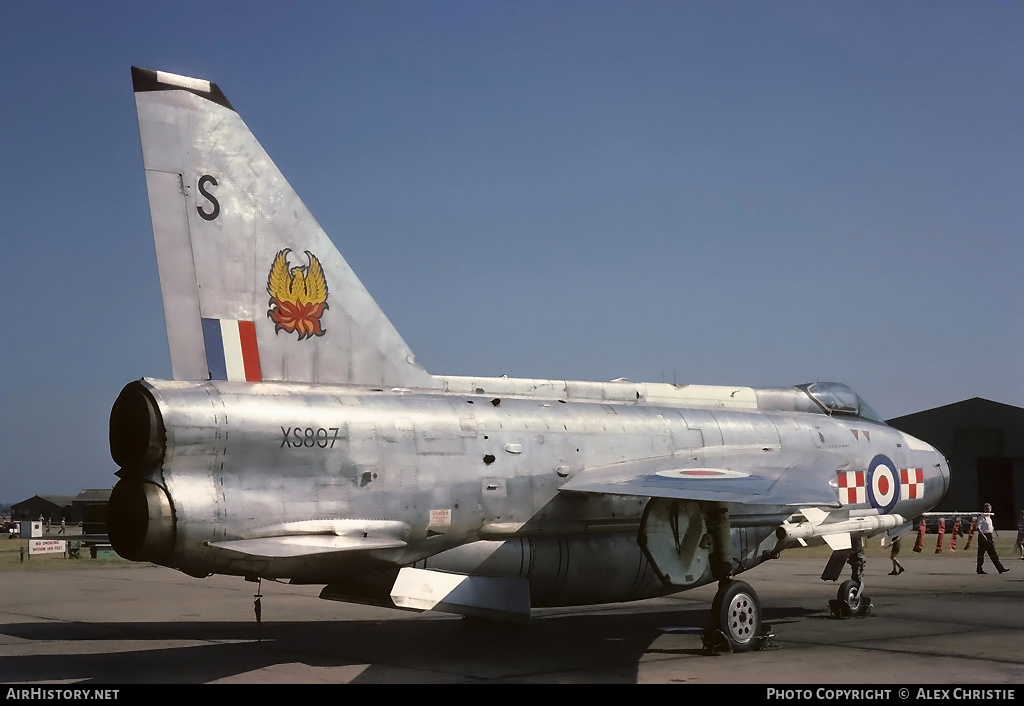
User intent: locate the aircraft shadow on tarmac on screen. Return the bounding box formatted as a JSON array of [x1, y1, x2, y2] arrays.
[[0, 605, 824, 683]]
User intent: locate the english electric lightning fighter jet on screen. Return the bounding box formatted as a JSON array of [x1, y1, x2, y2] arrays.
[[109, 68, 949, 651]]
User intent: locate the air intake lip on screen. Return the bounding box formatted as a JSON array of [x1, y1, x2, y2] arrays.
[[109, 381, 166, 470]]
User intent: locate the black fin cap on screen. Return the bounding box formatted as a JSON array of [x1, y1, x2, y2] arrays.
[[131, 66, 235, 112]]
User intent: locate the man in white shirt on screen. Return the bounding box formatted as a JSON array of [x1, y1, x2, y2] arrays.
[[976, 503, 1008, 575]]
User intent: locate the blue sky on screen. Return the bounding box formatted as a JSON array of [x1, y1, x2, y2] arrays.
[[1, 2, 1021, 503]]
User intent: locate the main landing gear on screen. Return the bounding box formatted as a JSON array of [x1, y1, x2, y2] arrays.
[[700, 503, 774, 653], [702, 579, 769, 653]]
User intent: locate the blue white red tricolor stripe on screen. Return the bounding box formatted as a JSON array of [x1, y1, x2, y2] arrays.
[[201, 318, 262, 381]]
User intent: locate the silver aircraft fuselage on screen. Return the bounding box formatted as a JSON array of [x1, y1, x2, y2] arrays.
[[110, 375, 948, 606]]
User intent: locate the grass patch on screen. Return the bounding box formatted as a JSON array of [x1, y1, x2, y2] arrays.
[[0, 537, 144, 570]]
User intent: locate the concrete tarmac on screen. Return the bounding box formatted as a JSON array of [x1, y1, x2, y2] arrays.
[[1, 555, 1022, 684]]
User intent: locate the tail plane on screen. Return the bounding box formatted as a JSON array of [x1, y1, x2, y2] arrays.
[[132, 67, 432, 388]]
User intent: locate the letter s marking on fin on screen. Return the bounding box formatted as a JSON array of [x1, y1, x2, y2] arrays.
[[197, 175, 220, 221]]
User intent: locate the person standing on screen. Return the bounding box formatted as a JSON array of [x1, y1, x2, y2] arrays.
[[1015, 510, 1024, 561], [888, 534, 905, 575], [976, 503, 1008, 575]]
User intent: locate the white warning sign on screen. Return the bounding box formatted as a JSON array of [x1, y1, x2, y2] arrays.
[[29, 540, 67, 555]]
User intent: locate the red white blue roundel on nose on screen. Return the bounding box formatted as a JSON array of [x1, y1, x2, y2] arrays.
[[867, 455, 899, 512]]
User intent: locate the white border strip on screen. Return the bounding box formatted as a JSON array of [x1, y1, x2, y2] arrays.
[[156, 70, 211, 93], [219, 319, 245, 381]]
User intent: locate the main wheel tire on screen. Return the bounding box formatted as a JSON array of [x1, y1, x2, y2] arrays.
[[711, 580, 761, 652], [838, 579, 863, 613]]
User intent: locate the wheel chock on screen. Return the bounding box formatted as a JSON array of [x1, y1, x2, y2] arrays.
[[701, 625, 777, 654], [701, 628, 732, 655], [828, 596, 873, 619]]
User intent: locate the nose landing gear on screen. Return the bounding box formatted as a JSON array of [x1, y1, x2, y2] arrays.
[[828, 537, 873, 618]]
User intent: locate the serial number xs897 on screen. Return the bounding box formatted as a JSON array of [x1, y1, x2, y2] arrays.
[[280, 426, 340, 448]]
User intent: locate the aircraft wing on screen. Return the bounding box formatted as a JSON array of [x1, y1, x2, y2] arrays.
[[208, 535, 406, 559], [560, 448, 846, 507]]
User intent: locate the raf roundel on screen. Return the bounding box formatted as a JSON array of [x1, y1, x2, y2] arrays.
[[867, 455, 900, 513], [655, 469, 750, 480]]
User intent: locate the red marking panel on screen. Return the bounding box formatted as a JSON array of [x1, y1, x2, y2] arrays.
[[238, 320, 263, 382], [900, 468, 924, 500], [838, 470, 866, 505]]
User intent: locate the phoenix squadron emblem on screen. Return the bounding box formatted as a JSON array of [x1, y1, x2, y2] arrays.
[[267, 249, 329, 339]]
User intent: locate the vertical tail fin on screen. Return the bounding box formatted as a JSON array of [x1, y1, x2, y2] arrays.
[[132, 67, 433, 388]]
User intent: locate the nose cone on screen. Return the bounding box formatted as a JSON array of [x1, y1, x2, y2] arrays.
[[932, 451, 950, 508], [903, 432, 949, 509]]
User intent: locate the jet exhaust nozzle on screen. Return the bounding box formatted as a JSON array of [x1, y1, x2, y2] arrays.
[[109, 381, 166, 470], [107, 479, 176, 562]]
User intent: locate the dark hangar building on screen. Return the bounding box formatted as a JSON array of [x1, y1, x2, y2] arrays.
[[11, 495, 76, 523], [888, 398, 1024, 530]]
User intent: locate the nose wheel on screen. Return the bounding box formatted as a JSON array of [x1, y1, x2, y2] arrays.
[[838, 579, 863, 612]]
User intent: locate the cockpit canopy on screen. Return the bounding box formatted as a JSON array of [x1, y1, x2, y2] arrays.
[[798, 382, 884, 422]]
